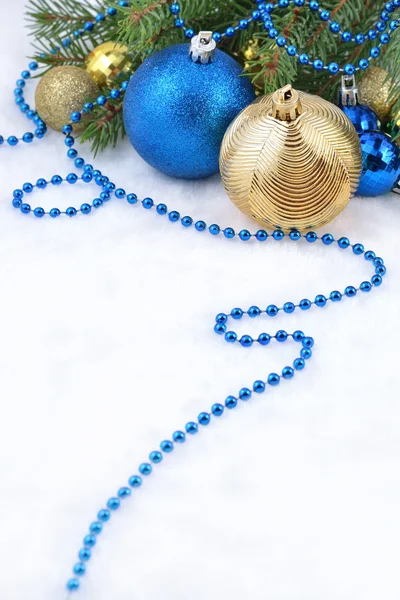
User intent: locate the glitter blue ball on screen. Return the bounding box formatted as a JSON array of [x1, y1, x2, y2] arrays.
[[357, 131, 400, 196], [341, 103, 381, 134], [123, 44, 256, 179]]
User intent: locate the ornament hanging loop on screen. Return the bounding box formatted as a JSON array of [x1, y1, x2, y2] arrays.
[[340, 75, 359, 107], [271, 85, 303, 121], [189, 32, 216, 64]]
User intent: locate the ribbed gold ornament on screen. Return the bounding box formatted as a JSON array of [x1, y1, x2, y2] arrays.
[[86, 41, 132, 88], [35, 66, 98, 132], [358, 66, 395, 122], [220, 85, 362, 232]]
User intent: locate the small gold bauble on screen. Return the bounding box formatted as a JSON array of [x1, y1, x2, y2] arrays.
[[220, 85, 362, 232], [358, 66, 395, 122], [86, 41, 132, 88], [35, 66, 99, 132]]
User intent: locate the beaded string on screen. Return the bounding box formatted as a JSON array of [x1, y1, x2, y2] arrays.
[[5, 58, 387, 597], [1, 60, 47, 147], [37, 0, 399, 77]]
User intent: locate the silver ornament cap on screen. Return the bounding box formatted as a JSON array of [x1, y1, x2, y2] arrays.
[[340, 75, 359, 107], [189, 31, 216, 64]]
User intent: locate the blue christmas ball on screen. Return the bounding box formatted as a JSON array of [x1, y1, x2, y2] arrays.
[[123, 44, 256, 179], [341, 103, 381, 134], [357, 130, 400, 196]]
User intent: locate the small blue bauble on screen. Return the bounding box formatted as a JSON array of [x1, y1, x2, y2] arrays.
[[123, 44, 256, 179], [341, 103, 381, 134], [357, 130, 400, 196]]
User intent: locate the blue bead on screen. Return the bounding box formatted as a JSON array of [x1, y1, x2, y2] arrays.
[[79, 548, 91, 561], [293, 358, 305, 370], [169, 211, 180, 222], [315, 294, 327, 307], [73, 563, 86, 576], [186, 422, 198, 434], [48, 208, 60, 218], [209, 224, 220, 235], [313, 59, 324, 71], [376, 265, 387, 276], [352, 243, 365, 255], [364, 250, 376, 261], [20, 203, 31, 214], [81, 172, 93, 183], [70, 111, 81, 122], [239, 388, 252, 401], [338, 236, 350, 248], [342, 31, 352, 42], [239, 19, 249, 30], [266, 304, 279, 317], [293, 330, 305, 342], [330, 290, 342, 302], [149, 451, 163, 463], [359, 58, 370, 70], [276, 330, 288, 342], [198, 412, 211, 426], [80, 203, 92, 214], [272, 230, 285, 240], [97, 509, 110, 522], [360, 281, 372, 292], [181, 216, 193, 227], [118, 487, 131, 498], [256, 229, 268, 241], [282, 366, 294, 379], [283, 302, 295, 313], [67, 173, 78, 184], [110, 89, 121, 99], [97, 95, 107, 106], [299, 53, 309, 64], [225, 396, 237, 409], [67, 149, 78, 159], [127, 193, 138, 205], [195, 220, 206, 231], [276, 35, 286, 46], [239, 229, 251, 241], [345, 286, 357, 297], [216, 313, 228, 323], [170, 3, 180, 14], [83, 535, 96, 547], [90, 522, 103, 535], [211, 404, 224, 417], [107, 497, 121, 510], [328, 62, 340, 74], [66, 207, 77, 217], [289, 230, 301, 241], [139, 462, 152, 475], [34, 207, 45, 218], [268, 373, 280, 386], [231, 308, 243, 319], [142, 197, 154, 209], [115, 188, 126, 199], [248, 306, 261, 318], [371, 274, 383, 286], [7, 136, 18, 146], [355, 33, 365, 44], [257, 333, 270, 346], [240, 335, 253, 347], [173, 431, 186, 443], [329, 21, 340, 33], [286, 45, 297, 56], [253, 380, 266, 393], [67, 579, 80, 591], [23, 182, 33, 193], [214, 323, 226, 335], [299, 299, 312, 310], [129, 475, 143, 487], [301, 348, 312, 360], [212, 32, 222, 42], [225, 26, 236, 37], [51, 175, 63, 185], [305, 232, 318, 243], [302, 336, 314, 348], [22, 132, 34, 143], [370, 47, 380, 58], [224, 227, 235, 238]]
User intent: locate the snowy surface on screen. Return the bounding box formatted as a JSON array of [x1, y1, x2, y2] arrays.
[[1, 3, 400, 600]]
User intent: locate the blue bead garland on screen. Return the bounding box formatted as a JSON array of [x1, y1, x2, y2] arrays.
[[20, 77, 385, 597], [2, 61, 47, 147]]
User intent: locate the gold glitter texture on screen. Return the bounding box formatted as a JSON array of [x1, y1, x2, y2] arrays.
[[35, 66, 99, 132], [358, 66, 396, 123]]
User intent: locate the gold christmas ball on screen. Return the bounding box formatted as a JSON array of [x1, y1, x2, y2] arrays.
[[220, 85, 362, 232], [35, 66, 99, 132], [358, 66, 395, 122], [86, 41, 132, 88]]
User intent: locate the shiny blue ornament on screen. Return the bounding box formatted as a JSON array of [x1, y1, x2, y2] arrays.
[[357, 131, 400, 196], [123, 43, 255, 179], [341, 104, 381, 134]]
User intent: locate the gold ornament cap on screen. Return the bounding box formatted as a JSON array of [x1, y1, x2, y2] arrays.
[[220, 86, 362, 232], [271, 85, 303, 121]]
